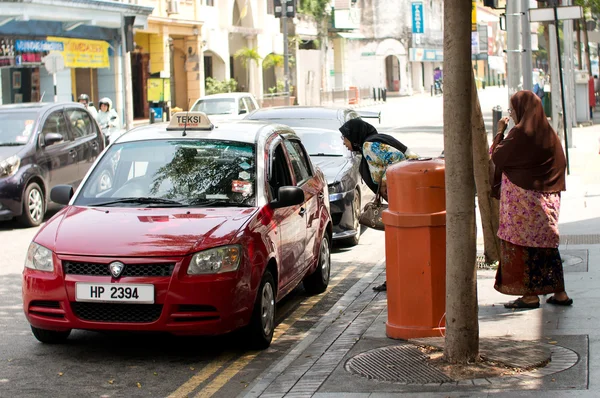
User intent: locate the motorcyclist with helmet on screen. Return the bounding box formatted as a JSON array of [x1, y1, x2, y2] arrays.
[[78, 94, 98, 119], [97, 97, 121, 145]]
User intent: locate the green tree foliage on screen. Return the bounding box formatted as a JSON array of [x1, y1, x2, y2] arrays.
[[205, 77, 238, 95], [298, 0, 330, 21]]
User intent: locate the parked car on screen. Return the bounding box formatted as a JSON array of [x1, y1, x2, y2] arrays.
[[23, 112, 332, 349], [0, 103, 105, 227], [294, 127, 367, 246], [190, 93, 260, 123], [244, 106, 381, 130]]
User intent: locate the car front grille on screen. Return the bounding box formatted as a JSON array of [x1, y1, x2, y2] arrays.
[[63, 261, 175, 277], [71, 302, 163, 323]]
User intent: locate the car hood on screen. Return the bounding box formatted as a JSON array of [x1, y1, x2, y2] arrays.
[[35, 206, 258, 257], [310, 156, 350, 184], [0, 145, 24, 160]]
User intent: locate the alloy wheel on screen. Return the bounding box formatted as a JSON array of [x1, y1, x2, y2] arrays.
[[28, 188, 43, 223], [320, 237, 331, 282], [261, 282, 275, 336]]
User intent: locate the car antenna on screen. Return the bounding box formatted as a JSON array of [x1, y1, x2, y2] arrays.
[[182, 99, 193, 137]]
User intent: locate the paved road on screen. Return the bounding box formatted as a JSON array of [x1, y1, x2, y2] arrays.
[[0, 88, 507, 397]]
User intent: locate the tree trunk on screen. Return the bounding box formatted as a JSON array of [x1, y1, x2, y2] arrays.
[[576, 20, 582, 70], [443, 0, 479, 364], [471, 70, 500, 264], [583, 17, 592, 73]]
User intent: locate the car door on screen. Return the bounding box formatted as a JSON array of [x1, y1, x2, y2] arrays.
[[38, 109, 78, 188], [282, 139, 321, 275], [64, 108, 102, 185], [268, 142, 307, 290], [238, 97, 249, 117]]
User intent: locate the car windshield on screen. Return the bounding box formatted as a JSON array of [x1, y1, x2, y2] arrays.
[[296, 130, 350, 157], [75, 139, 257, 207], [191, 99, 236, 115], [0, 111, 38, 146]]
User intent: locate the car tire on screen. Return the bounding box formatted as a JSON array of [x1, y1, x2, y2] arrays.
[[30, 326, 71, 344], [247, 270, 276, 349], [343, 188, 362, 247], [303, 234, 331, 295], [17, 182, 45, 227]]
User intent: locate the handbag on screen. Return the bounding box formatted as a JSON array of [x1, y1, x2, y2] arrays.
[[359, 177, 388, 231]]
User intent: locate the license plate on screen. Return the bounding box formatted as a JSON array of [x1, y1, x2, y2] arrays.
[[75, 283, 154, 304]]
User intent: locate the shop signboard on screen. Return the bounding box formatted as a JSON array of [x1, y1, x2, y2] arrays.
[[409, 48, 443, 62], [47, 37, 110, 69], [15, 40, 64, 53], [412, 2, 424, 34]]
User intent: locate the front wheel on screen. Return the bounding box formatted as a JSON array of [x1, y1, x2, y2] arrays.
[[304, 234, 331, 295], [343, 189, 362, 247], [31, 326, 71, 344], [247, 271, 276, 349], [17, 182, 45, 227]]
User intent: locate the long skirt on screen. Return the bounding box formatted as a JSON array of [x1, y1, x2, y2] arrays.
[[494, 175, 565, 296]]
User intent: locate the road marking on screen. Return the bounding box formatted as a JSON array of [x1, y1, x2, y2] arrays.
[[169, 265, 357, 398]]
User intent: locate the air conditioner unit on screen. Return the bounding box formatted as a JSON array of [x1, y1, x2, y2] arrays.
[[167, 0, 179, 15]]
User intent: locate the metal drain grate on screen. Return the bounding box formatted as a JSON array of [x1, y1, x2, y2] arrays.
[[560, 234, 600, 245], [345, 344, 453, 384]]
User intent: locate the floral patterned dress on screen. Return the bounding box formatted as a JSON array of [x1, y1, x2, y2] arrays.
[[362, 141, 418, 187], [494, 174, 566, 296]]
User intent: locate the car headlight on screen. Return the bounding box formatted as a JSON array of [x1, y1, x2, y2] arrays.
[[187, 245, 242, 275], [24, 243, 54, 272], [0, 155, 20, 178]]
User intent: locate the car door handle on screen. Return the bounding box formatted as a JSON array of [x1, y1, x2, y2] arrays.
[[299, 207, 306, 217], [69, 149, 77, 159], [91, 141, 99, 151]]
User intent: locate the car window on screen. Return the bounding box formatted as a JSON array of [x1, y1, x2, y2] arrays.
[[65, 109, 94, 139], [244, 97, 257, 112], [238, 98, 248, 114], [283, 140, 312, 185], [76, 140, 257, 206], [269, 144, 293, 199], [41, 111, 69, 145], [0, 111, 38, 145], [191, 99, 236, 115]]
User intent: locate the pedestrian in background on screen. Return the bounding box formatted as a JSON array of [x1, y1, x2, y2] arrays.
[[340, 118, 418, 292], [589, 75, 596, 119], [491, 90, 572, 309]]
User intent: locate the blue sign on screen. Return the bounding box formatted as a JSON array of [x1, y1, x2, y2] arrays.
[[412, 2, 424, 34], [15, 40, 64, 53]]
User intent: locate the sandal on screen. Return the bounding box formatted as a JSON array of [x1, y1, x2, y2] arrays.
[[373, 281, 387, 292], [504, 298, 540, 309], [546, 296, 573, 306]]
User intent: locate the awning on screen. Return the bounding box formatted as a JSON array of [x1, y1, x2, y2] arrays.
[[337, 32, 366, 40]]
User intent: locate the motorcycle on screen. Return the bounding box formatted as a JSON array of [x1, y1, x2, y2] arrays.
[[434, 79, 443, 95], [99, 116, 125, 146]]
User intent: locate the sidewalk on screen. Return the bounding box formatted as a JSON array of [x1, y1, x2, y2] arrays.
[[239, 124, 600, 397]]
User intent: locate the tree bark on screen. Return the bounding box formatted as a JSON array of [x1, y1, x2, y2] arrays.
[[583, 17, 592, 73], [471, 69, 500, 264], [576, 20, 582, 70], [443, 0, 479, 364]]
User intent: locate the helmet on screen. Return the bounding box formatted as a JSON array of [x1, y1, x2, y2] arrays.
[[78, 94, 90, 104], [98, 97, 112, 110]]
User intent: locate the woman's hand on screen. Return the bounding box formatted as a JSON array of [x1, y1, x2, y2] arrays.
[[497, 117, 510, 135]]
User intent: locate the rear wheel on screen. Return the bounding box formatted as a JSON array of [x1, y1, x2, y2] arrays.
[[31, 326, 71, 344], [247, 271, 276, 349], [304, 234, 331, 295], [17, 182, 45, 227]]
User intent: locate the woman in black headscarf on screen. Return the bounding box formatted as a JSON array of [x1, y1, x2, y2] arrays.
[[340, 118, 418, 291]]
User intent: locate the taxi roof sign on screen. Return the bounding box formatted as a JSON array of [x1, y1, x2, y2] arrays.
[[166, 112, 214, 131]]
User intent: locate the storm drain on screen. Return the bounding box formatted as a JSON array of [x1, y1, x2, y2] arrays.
[[345, 344, 453, 384]]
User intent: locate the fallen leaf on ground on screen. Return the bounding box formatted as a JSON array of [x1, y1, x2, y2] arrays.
[[137, 382, 142, 388], [58, 372, 64, 377], [108, 380, 114, 385], [153, 372, 158, 376], [549, 341, 558, 344], [190, 367, 195, 371]]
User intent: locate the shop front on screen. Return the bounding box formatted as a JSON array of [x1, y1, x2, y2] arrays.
[[409, 47, 444, 93]]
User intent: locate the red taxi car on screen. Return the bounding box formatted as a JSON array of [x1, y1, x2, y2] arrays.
[[22, 112, 332, 349]]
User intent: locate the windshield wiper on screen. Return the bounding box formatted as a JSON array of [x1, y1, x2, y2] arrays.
[[0, 142, 25, 146], [91, 197, 186, 207], [309, 153, 344, 157], [189, 199, 255, 207]]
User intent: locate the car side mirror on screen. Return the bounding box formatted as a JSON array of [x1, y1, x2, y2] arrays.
[[271, 186, 304, 209], [51, 185, 74, 205], [43, 133, 64, 146], [239, 109, 248, 115]]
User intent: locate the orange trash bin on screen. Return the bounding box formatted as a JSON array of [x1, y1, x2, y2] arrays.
[[382, 158, 446, 339]]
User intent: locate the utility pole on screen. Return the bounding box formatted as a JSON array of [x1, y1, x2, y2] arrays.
[[444, 0, 479, 364], [282, 0, 290, 101], [506, 0, 523, 98], [521, 0, 533, 90], [121, 15, 134, 131]]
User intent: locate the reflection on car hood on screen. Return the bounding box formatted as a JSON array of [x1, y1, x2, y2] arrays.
[[310, 156, 349, 184], [0, 145, 23, 160], [39, 206, 257, 257]]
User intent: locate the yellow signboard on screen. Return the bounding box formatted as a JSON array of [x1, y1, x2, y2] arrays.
[[47, 37, 110, 68], [472, 1, 477, 31], [147, 78, 171, 102]]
